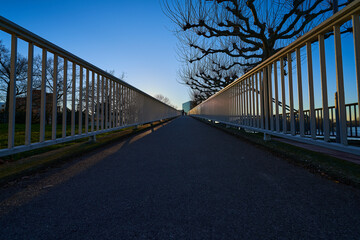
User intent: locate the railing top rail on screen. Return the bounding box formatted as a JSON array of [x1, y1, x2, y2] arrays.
[[0, 15, 178, 111], [193, 0, 360, 109]]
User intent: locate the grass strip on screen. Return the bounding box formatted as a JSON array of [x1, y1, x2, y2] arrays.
[[194, 117, 360, 188], [0, 119, 174, 186]]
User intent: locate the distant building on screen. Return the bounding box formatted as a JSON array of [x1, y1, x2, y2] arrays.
[[182, 101, 195, 113], [16, 90, 54, 123]]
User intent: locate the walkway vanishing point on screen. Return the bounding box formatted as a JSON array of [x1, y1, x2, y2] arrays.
[[1, 116, 360, 239]]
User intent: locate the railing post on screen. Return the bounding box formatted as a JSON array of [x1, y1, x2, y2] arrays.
[[71, 63, 76, 136], [62, 59, 67, 138], [274, 61, 280, 132], [252, 75, 256, 127], [306, 42, 316, 140], [280, 58, 286, 133], [93, 72, 97, 132], [85, 68, 89, 134], [96, 73, 100, 131], [287, 52, 295, 136], [255, 72, 259, 128], [352, 14, 360, 132], [25, 43, 33, 145], [8, 35, 17, 149], [52, 54, 58, 140], [268, 65, 273, 131], [79, 66, 83, 134], [296, 48, 304, 137], [260, 70, 265, 129], [334, 25, 348, 145], [335, 92, 341, 143], [318, 34, 330, 141], [40, 49, 47, 142]]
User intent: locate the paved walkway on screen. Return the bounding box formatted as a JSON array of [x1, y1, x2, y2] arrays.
[[1, 116, 360, 239]]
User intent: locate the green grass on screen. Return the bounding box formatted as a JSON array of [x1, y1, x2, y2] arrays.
[[0, 118, 174, 185], [0, 123, 92, 149], [195, 117, 360, 188]]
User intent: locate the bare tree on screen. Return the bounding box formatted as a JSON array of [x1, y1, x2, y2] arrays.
[[155, 94, 178, 109], [0, 40, 30, 112], [163, 0, 352, 103]]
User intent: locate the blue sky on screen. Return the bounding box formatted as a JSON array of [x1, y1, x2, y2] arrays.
[[0, 1, 358, 112], [0, 0, 189, 109]]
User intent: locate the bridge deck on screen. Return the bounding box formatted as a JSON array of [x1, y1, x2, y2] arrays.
[[1, 116, 360, 239]]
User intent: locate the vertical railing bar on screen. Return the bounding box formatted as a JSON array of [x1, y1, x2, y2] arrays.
[[355, 105, 358, 137], [96, 73, 100, 131], [264, 68, 269, 130], [85, 69, 89, 134], [113, 81, 116, 127], [118, 83, 121, 126], [250, 75, 254, 127], [287, 52, 295, 135], [105, 78, 108, 129], [71, 63, 76, 136], [101, 76, 105, 130], [25, 42, 33, 145], [251, 76, 255, 127], [261, 70, 265, 129], [117, 83, 120, 126], [248, 77, 252, 126], [321, 109, 323, 135], [122, 85, 124, 125], [238, 82, 242, 124], [247, 78, 251, 125], [349, 106, 352, 136], [245, 78, 249, 125], [334, 25, 348, 145], [316, 110, 319, 135], [78, 66, 83, 134], [255, 72, 259, 128], [51, 54, 58, 140], [109, 79, 112, 128], [112, 80, 114, 127], [331, 108, 334, 135], [126, 86, 128, 125], [268, 64, 274, 131], [352, 14, 360, 132], [242, 80, 245, 125], [307, 42, 316, 140], [274, 61, 279, 132], [8, 35, 17, 148], [39, 49, 47, 142], [231, 88, 233, 122], [296, 48, 305, 137], [91, 71, 98, 132], [62, 59, 67, 138], [114, 82, 117, 127], [280, 58, 286, 133], [318, 34, 330, 141]]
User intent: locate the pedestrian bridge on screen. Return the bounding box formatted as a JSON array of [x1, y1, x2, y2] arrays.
[[1, 2, 360, 157], [1, 3, 360, 238]]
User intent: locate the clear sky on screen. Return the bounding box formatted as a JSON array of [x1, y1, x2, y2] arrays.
[[0, 1, 358, 112], [0, 0, 190, 109]]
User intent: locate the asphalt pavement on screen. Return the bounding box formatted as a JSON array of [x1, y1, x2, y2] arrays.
[[1, 116, 360, 239]]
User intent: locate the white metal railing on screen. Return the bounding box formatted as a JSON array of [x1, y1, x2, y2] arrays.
[[189, 1, 360, 156], [0, 16, 180, 157]]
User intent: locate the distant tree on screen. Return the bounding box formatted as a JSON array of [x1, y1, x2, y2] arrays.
[[0, 40, 31, 113], [33, 56, 70, 105], [163, 0, 352, 103], [155, 94, 178, 109], [155, 94, 171, 105]]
